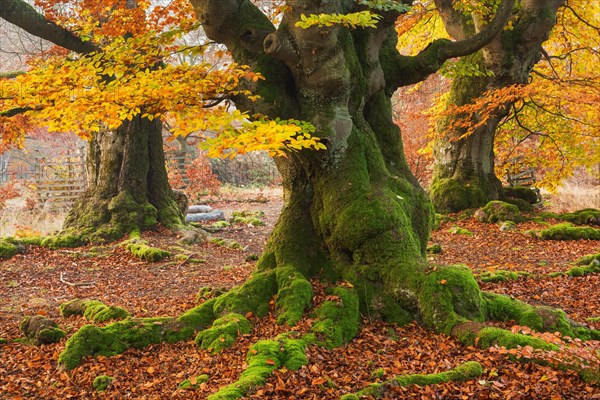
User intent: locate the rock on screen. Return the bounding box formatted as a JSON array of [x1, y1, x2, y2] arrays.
[[186, 210, 225, 222], [178, 228, 207, 245]]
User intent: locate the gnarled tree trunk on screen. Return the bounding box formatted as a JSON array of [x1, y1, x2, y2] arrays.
[[430, 0, 564, 213], [191, 0, 515, 329], [63, 116, 184, 242]]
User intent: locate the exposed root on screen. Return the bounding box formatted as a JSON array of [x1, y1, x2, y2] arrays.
[[345, 361, 483, 399], [60, 299, 130, 322]]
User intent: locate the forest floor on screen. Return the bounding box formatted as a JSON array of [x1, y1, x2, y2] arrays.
[[1, 187, 599, 399]]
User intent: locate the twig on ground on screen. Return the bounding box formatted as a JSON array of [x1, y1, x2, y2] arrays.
[[59, 272, 95, 287]]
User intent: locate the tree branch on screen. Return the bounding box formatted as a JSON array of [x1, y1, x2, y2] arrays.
[[0, 107, 31, 117], [0, 0, 97, 54], [386, 0, 514, 89]]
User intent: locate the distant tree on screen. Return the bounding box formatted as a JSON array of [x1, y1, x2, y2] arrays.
[[429, 0, 599, 212]]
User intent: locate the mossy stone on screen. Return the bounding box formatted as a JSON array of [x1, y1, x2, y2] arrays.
[[475, 201, 521, 223], [503, 186, 538, 204], [561, 208, 600, 226], [60, 299, 130, 322], [448, 226, 473, 236]]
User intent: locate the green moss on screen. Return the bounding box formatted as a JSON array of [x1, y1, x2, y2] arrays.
[[213, 271, 277, 317], [426, 243, 442, 254], [565, 260, 600, 277], [230, 210, 266, 226], [475, 201, 522, 223], [0, 239, 19, 259], [340, 395, 360, 400], [210, 237, 242, 250], [212, 221, 231, 229], [60, 299, 130, 322], [20, 315, 66, 345], [195, 313, 252, 353], [93, 375, 113, 392], [560, 208, 600, 226], [178, 374, 209, 390], [58, 317, 195, 370], [418, 265, 483, 334], [448, 226, 473, 236], [371, 368, 385, 379], [533, 223, 600, 240], [575, 253, 600, 265], [305, 286, 360, 348], [178, 298, 216, 330], [476, 327, 558, 350], [357, 361, 483, 398], [208, 335, 308, 400], [505, 197, 535, 212], [503, 186, 539, 204], [430, 178, 486, 214], [478, 270, 528, 283], [126, 239, 171, 261], [275, 265, 314, 326], [40, 233, 86, 249]]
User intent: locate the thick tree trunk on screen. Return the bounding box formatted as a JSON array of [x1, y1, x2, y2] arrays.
[[430, 55, 505, 213], [430, 0, 564, 213], [62, 115, 183, 242]]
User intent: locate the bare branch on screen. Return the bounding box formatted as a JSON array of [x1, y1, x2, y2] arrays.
[[0, 0, 97, 54]]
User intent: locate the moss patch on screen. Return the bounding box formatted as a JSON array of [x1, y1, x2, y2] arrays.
[[565, 260, 600, 277], [275, 265, 314, 326], [448, 226, 473, 236], [561, 208, 600, 226], [230, 210, 266, 226], [58, 317, 195, 370], [0, 239, 20, 259], [503, 186, 539, 204], [60, 299, 130, 322], [304, 286, 360, 349], [93, 375, 113, 392], [478, 270, 529, 283], [208, 335, 307, 400], [179, 374, 209, 390], [475, 201, 522, 223], [125, 239, 171, 262], [575, 253, 600, 266], [356, 361, 483, 398], [430, 178, 486, 214], [529, 223, 600, 240], [195, 313, 252, 353], [210, 237, 242, 250], [213, 271, 277, 317]]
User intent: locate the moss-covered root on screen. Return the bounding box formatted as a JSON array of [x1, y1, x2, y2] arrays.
[[20, 315, 66, 345], [353, 361, 483, 399], [528, 223, 600, 240], [60, 299, 130, 322], [125, 238, 171, 262], [195, 313, 252, 353], [275, 265, 313, 326], [304, 285, 360, 349], [564, 259, 600, 277], [575, 253, 600, 266], [481, 291, 600, 341], [58, 317, 195, 370], [208, 335, 308, 400]]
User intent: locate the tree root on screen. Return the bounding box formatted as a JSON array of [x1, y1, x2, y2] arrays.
[[60, 299, 130, 322], [342, 361, 483, 399]]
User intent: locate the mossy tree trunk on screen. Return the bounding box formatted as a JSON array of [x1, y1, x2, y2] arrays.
[[191, 0, 516, 329], [430, 0, 565, 213], [63, 116, 184, 242]]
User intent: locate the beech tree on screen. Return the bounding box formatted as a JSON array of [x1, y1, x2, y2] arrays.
[[2, 0, 599, 397], [0, 0, 321, 244], [429, 0, 599, 212]]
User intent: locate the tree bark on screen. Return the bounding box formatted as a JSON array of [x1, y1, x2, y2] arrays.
[[0, 1, 184, 240], [63, 116, 183, 241], [191, 0, 514, 329], [430, 0, 564, 213]]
